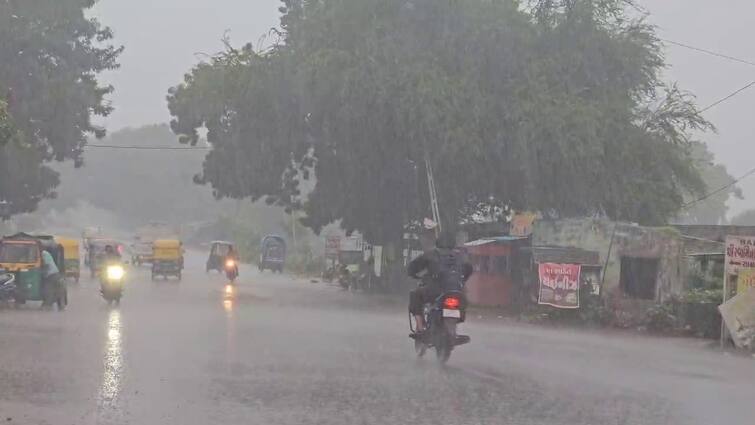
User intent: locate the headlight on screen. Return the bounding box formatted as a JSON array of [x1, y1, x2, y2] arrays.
[[106, 265, 125, 280], [225, 259, 236, 268]]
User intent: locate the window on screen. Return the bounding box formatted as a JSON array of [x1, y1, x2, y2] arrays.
[[620, 257, 659, 300], [0, 243, 39, 263]]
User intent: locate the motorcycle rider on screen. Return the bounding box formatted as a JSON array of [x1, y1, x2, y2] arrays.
[[102, 245, 121, 264], [225, 245, 239, 276], [407, 229, 473, 336]]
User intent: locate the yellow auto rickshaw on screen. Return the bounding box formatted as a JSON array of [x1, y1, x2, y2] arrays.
[[56, 237, 80, 282], [151, 239, 183, 281]]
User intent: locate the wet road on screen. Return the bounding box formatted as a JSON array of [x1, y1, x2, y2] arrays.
[[1, 256, 754, 425]]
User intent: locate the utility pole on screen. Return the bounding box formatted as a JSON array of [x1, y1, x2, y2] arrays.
[[425, 155, 441, 237]]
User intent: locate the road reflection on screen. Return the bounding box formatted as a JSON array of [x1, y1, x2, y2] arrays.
[[223, 299, 234, 314], [99, 308, 123, 411]]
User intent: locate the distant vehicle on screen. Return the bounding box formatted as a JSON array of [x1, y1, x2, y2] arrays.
[[56, 237, 80, 283], [224, 257, 238, 283], [259, 235, 286, 273], [151, 239, 183, 281], [206, 241, 235, 273], [86, 238, 121, 278], [130, 237, 153, 266]]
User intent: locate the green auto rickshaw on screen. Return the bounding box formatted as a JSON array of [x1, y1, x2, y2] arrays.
[[0, 233, 67, 308]]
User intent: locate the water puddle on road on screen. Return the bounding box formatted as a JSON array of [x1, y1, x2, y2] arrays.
[[97, 308, 125, 423]]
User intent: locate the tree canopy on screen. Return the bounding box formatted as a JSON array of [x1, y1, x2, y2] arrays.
[[0, 0, 122, 218], [168, 0, 716, 245]]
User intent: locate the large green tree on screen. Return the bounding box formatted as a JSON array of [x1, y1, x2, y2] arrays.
[[0, 0, 121, 218], [168, 0, 712, 248]]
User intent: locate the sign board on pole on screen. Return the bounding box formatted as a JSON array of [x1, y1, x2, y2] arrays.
[[537, 263, 581, 309], [510, 212, 537, 237], [325, 236, 340, 256], [339, 235, 363, 252], [725, 235, 755, 273]]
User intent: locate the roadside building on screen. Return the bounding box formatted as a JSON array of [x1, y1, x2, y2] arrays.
[[532, 218, 686, 320], [462, 236, 528, 307]]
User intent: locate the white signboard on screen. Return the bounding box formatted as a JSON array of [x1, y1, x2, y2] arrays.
[[340, 236, 363, 252], [725, 235, 755, 273], [719, 288, 755, 349]]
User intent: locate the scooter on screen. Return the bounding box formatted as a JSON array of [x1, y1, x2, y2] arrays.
[[224, 258, 238, 283], [100, 264, 125, 305]]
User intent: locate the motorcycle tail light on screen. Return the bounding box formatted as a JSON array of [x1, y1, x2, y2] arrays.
[[443, 296, 461, 309]]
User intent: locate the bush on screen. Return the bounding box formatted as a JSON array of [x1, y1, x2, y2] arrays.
[[677, 289, 722, 339], [643, 303, 676, 333]]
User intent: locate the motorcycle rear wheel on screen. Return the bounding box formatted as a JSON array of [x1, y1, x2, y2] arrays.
[[415, 339, 427, 357], [435, 319, 457, 364]]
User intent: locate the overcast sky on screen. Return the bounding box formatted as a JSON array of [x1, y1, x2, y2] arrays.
[[91, 0, 755, 215]]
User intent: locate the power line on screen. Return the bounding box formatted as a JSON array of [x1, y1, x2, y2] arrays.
[[699, 80, 755, 113], [682, 166, 755, 210], [85, 144, 210, 151], [662, 38, 755, 68]]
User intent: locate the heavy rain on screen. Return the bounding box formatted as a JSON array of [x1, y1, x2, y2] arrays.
[[1, 1, 755, 424]]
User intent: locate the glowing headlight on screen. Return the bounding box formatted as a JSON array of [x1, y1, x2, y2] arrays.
[[106, 265, 125, 280], [225, 259, 236, 268]]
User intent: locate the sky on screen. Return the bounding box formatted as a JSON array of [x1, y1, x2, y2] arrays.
[[91, 0, 755, 216]]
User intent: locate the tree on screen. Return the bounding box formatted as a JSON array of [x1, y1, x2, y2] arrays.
[[0, 0, 122, 218], [677, 142, 741, 225], [731, 210, 755, 226], [168, 0, 712, 251], [47, 124, 231, 227]]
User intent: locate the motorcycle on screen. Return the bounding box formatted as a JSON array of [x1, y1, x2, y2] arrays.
[[100, 263, 125, 305], [0, 273, 17, 303], [337, 266, 353, 290], [224, 258, 238, 283], [411, 290, 470, 364]]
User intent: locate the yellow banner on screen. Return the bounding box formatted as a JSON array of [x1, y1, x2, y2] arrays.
[[738, 268, 755, 295]]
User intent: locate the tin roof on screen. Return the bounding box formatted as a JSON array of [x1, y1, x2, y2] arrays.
[[525, 246, 601, 266], [464, 236, 527, 247]]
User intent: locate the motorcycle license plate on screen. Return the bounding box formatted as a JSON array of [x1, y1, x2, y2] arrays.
[[443, 309, 461, 318]]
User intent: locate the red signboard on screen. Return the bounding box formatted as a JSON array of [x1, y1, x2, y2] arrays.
[[538, 263, 581, 309], [725, 235, 755, 273], [325, 236, 340, 256]]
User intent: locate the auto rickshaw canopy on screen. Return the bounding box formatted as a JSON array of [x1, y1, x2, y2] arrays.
[[153, 239, 182, 260], [56, 237, 80, 260]]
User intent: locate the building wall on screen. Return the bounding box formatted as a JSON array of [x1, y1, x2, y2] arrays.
[[465, 243, 513, 307], [533, 219, 684, 314]]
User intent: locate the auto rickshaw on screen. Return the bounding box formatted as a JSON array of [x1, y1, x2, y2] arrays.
[[152, 239, 183, 280], [131, 237, 154, 266], [56, 237, 80, 282], [206, 241, 235, 273], [0, 233, 67, 308], [259, 235, 286, 273]]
